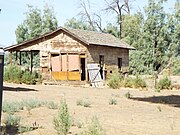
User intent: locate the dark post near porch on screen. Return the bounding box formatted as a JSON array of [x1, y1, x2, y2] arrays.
[[0, 47, 4, 131]]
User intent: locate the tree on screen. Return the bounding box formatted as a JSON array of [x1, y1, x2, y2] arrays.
[[78, 0, 104, 32], [42, 4, 58, 34], [104, 0, 132, 38], [14, 4, 58, 68], [64, 17, 92, 30], [15, 4, 58, 43]]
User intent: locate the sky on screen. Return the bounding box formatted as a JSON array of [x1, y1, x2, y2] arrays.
[[0, 0, 176, 47]]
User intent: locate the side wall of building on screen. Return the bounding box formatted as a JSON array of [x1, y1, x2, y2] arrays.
[[87, 45, 129, 78]]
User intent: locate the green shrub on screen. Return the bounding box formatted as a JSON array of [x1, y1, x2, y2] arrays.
[[21, 71, 36, 84], [3, 114, 21, 127], [123, 77, 134, 88], [133, 76, 147, 88], [3, 101, 24, 114], [123, 76, 147, 89], [53, 99, 71, 135], [4, 64, 41, 85], [157, 77, 172, 90], [76, 99, 84, 106], [124, 92, 131, 99], [80, 116, 104, 135], [4, 65, 22, 83], [23, 98, 43, 110], [83, 100, 91, 108], [108, 73, 122, 89], [109, 97, 117, 105], [46, 101, 58, 109]]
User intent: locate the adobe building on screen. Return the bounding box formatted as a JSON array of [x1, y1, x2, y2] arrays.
[[4, 27, 134, 83]]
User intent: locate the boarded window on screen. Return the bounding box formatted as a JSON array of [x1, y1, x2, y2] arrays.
[[52, 56, 61, 71]]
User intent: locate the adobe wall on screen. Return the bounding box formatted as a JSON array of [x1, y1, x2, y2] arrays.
[[87, 45, 129, 78]]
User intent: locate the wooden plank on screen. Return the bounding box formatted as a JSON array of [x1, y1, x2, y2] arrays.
[[68, 72, 80, 81]]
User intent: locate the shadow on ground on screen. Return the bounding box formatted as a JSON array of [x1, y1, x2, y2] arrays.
[[1, 125, 39, 135], [3, 86, 38, 92], [131, 95, 180, 108]]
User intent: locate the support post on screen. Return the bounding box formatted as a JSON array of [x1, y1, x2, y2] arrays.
[[10, 50, 12, 64], [19, 51, 22, 65], [0, 48, 4, 132], [15, 51, 18, 65], [30, 51, 33, 73]]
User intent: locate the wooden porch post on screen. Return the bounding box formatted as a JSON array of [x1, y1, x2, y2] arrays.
[[10, 51, 12, 64], [19, 51, 22, 65], [15, 51, 18, 65], [66, 53, 69, 81], [30, 51, 33, 73]]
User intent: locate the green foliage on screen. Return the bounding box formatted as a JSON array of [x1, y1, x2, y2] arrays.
[[64, 18, 92, 30], [76, 99, 84, 106], [21, 71, 36, 84], [124, 92, 131, 99], [4, 65, 22, 83], [76, 99, 91, 108], [16, 4, 57, 43], [157, 77, 172, 90], [133, 76, 147, 88], [23, 98, 43, 110], [108, 73, 122, 89], [123, 76, 147, 89], [46, 101, 58, 109], [83, 100, 91, 108], [109, 97, 117, 105], [53, 99, 71, 135], [80, 116, 104, 135], [4, 64, 41, 84], [3, 101, 24, 114], [172, 57, 180, 75], [3, 114, 21, 127], [123, 77, 134, 88]]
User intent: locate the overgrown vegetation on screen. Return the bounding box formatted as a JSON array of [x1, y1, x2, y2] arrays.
[[3, 114, 21, 127], [4, 64, 41, 84], [124, 92, 131, 99], [108, 73, 123, 89], [108, 73, 147, 89], [53, 99, 71, 135], [157, 77, 172, 90], [109, 97, 117, 105], [79, 116, 104, 135], [76, 98, 91, 108]]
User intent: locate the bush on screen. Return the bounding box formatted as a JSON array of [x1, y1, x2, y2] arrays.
[[53, 99, 71, 135], [4, 64, 41, 85], [4, 65, 22, 83], [108, 73, 122, 89], [46, 101, 58, 109], [124, 92, 131, 99], [3, 101, 24, 114], [80, 116, 104, 135], [123, 77, 134, 88], [123, 76, 147, 89], [3, 114, 21, 127], [157, 77, 172, 90], [23, 98, 43, 111], [76, 99, 84, 106], [21, 71, 36, 84], [109, 97, 117, 105], [133, 76, 147, 88]]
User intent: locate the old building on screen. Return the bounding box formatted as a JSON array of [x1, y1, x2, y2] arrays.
[[4, 27, 134, 82]]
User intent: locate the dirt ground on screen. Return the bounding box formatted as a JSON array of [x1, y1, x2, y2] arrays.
[[2, 82, 180, 135]]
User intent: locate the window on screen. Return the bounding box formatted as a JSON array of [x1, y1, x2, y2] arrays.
[[118, 58, 122, 70]]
